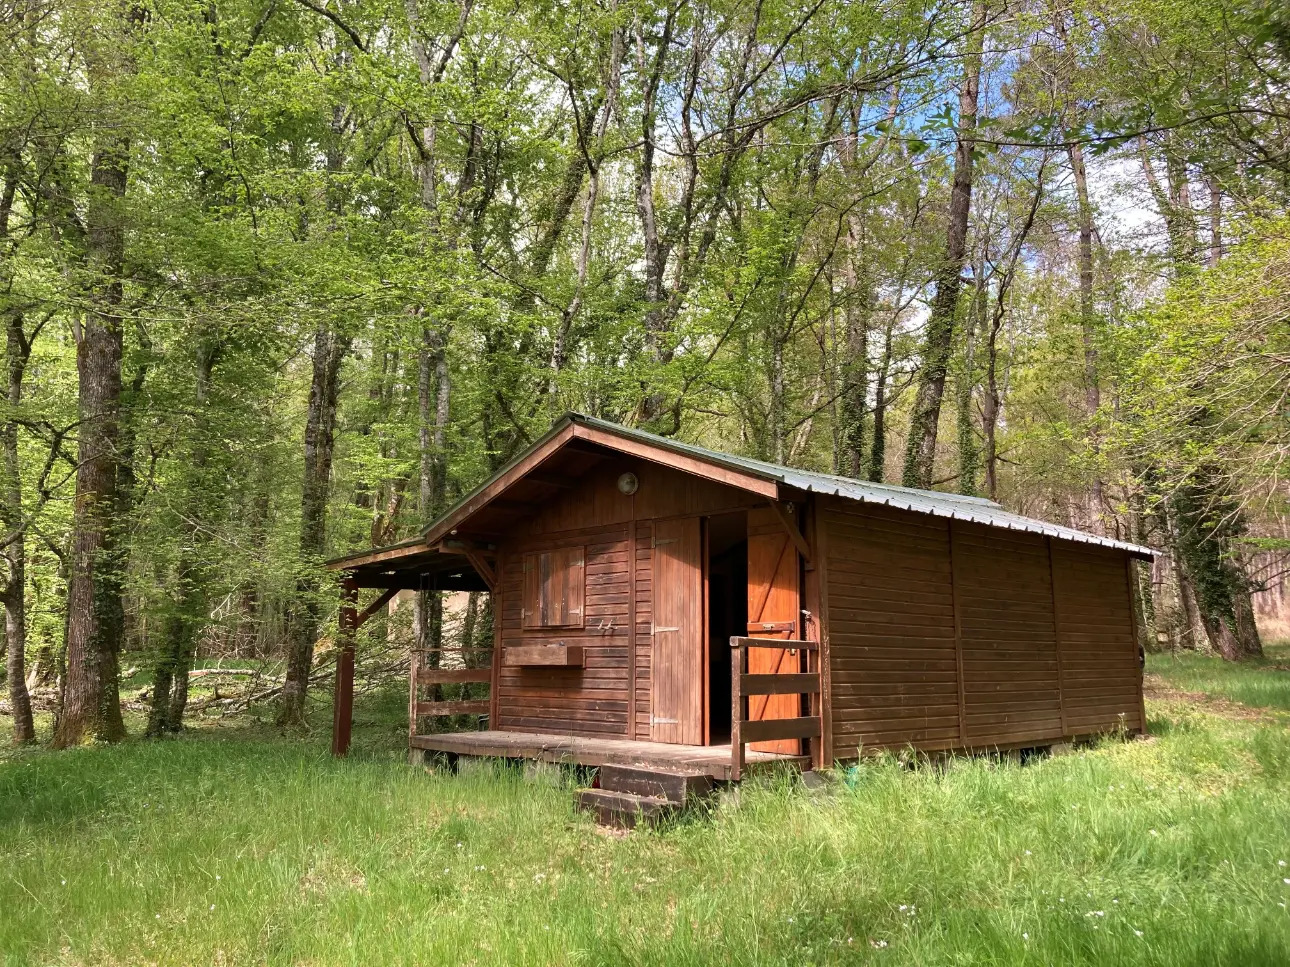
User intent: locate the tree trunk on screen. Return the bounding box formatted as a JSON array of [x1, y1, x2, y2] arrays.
[[147, 344, 217, 735], [867, 313, 895, 483], [52, 122, 131, 748], [1173, 477, 1263, 659], [0, 181, 33, 744], [956, 254, 986, 496], [902, 0, 986, 489], [982, 312, 1001, 502], [2, 572, 32, 744], [278, 324, 348, 726], [1068, 139, 1104, 526], [1205, 174, 1222, 267]]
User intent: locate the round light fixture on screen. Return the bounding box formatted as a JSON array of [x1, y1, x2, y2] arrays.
[[617, 472, 639, 496]]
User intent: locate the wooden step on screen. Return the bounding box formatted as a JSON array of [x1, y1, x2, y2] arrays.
[[576, 788, 675, 829], [596, 764, 713, 803]]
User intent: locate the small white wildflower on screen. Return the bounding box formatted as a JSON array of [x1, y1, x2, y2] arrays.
[[1059, 898, 1065, 903], [209, 904, 215, 911], [870, 939, 888, 949], [534, 873, 546, 883], [1283, 878, 1290, 885], [898, 905, 908, 912], [544, 925, 550, 931], [1024, 850, 1032, 856], [787, 917, 794, 923], [443, 868, 450, 874], [1134, 930, 1144, 937], [155, 914, 161, 920], [1279, 860, 1287, 867], [475, 865, 486, 872], [1149, 829, 1159, 836], [456, 843, 463, 849], [1022, 932, 1029, 940], [1113, 899, 1119, 904], [60, 880, 66, 886], [215, 875, 221, 881]]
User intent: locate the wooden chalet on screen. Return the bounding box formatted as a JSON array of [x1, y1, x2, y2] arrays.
[[326, 413, 1151, 800]]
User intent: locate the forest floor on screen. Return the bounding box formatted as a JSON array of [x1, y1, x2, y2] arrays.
[[2, 646, 1290, 966]]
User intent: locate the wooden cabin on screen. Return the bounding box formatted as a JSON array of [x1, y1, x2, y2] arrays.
[[327, 413, 1150, 795]]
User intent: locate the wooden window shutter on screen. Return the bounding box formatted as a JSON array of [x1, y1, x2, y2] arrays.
[[521, 546, 584, 629]]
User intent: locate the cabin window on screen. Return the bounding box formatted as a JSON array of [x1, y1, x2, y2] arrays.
[[521, 546, 585, 629]]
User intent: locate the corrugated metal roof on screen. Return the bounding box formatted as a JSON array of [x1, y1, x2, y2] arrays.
[[566, 413, 1155, 558]]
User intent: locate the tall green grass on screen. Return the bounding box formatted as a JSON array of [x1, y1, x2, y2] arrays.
[[3, 689, 1290, 965], [1148, 640, 1290, 711]]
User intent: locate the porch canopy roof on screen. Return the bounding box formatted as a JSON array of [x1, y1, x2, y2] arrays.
[[327, 412, 1153, 589]]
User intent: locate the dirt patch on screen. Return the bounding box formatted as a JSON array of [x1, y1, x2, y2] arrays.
[[1144, 674, 1281, 724]]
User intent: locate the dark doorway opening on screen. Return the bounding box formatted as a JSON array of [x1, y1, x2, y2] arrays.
[[706, 512, 747, 745]]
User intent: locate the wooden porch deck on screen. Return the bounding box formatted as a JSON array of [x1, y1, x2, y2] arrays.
[[409, 730, 808, 781]]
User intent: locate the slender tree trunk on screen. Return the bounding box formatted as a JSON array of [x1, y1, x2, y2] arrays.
[[52, 112, 132, 748], [956, 254, 985, 496], [1, 313, 33, 743], [147, 345, 217, 735], [2, 570, 31, 744], [868, 313, 895, 483], [902, 0, 986, 489], [1205, 174, 1222, 267], [0, 176, 33, 744], [236, 487, 270, 658], [414, 325, 449, 684], [982, 314, 1001, 502], [277, 324, 348, 726], [1068, 139, 1105, 525]]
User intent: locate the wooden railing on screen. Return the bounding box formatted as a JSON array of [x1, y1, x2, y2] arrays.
[[409, 645, 493, 738], [729, 636, 821, 781]]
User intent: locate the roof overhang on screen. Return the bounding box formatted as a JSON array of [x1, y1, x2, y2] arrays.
[[419, 414, 779, 548], [327, 412, 1155, 582]]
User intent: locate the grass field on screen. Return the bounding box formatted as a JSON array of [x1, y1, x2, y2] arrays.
[[1147, 641, 1290, 711], [3, 650, 1290, 965]]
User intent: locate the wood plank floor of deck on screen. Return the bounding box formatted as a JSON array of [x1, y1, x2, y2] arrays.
[[409, 730, 807, 780]]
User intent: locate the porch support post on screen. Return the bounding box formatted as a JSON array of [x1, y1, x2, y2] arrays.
[[332, 575, 359, 757]]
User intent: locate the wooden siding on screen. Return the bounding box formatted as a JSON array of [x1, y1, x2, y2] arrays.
[[635, 523, 653, 738], [822, 495, 1143, 756], [497, 526, 632, 737], [823, 499, 961, 752], [953, 522, 1063, 744], [495, 457, 762, 741], [1051, 542, 1145, 733]]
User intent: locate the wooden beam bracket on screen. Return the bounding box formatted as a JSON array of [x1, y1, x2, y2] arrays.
[[356, 587, 399, 629], [461, 547, 498, 591], [767, 499, 811, 562]]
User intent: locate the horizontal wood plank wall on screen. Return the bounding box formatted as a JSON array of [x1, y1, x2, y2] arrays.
[[823, 496, 1144, 757], [952, 521, 1064, 745], [1051, 544, 1144, 733], [821, 498, 961, 753], [495, 456, 762, 742], [634, 522, 653, 739], [497, 525, 632, 737]]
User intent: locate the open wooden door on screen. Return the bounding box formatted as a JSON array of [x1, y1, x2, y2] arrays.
[[651, 517, 704, 744], [746, 505, 801, 754]]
